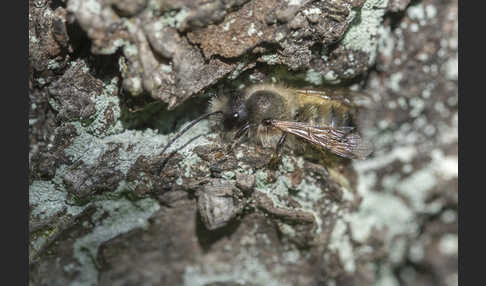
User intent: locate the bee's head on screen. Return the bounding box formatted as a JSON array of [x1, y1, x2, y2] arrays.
[[210, 88, 288, 130], [221, 92, 249, 130], [210, 91, 248, 130]]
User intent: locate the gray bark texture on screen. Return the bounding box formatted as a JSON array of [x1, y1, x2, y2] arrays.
[[29, 0, 457, 285]]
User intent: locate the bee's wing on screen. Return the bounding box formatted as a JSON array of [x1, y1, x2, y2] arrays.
[[269, 120, 373, 160], [294, 88, 374, 108]]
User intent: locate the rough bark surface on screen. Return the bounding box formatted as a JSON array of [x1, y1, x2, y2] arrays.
[[29, 0, 458, 285]]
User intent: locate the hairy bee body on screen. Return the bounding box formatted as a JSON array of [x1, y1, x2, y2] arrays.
[[210, 84, 372, 160]]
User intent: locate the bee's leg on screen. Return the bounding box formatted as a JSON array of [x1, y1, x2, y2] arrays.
[[329, 105, 336, 128], [228, 123, 250, 151], [276, 132, 287, 155], [268, 132, 287, 170], [234, 123, 250, 140]]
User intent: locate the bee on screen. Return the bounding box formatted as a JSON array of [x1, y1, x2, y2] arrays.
[[161, 84, 373, 168]]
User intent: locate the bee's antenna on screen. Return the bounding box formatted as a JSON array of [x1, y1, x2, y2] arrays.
[[160, 110, 223, 169]]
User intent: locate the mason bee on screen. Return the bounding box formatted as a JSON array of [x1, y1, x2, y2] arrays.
[[161, 84, 373, 167]]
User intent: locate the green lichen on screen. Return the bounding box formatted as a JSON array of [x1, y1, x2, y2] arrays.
[[342, 0, 389, 65], [152, 8, 190, 28], [160, 64, 172, 73], [29, 173, 87, 262], [247, 23, 257, 36], [223, 19, 236, 31], [146, 0, 161, 12], [84, 79, 123, 136], [160, 119, 215, 178], [388, 72, 403, 92], [30, 180, 85, 220], [293, 178, 324, 210], [333, 131, 457, 274], [229, 62, 248, 80], [85, 0, 102, 15], [97, 38, 128, 55], [317, 143, 426, 274], [255, 161, 325, 234], [281, 249, 301, 264], [47, 59, 61, 70], [407, 2, 440, 26], [70, 197, 160, 286], [278, 223, 297, 238], [183, 247, 291, 286], [304, 69, 323, 85], [346, 170, 415, 244], [30, 75, 213, 274], [221, 171, 236, 180], [374, 266, 400, 286], [438, 233, 458, 255], [123, 42, 138, 58], [174, 8, 190, 28], [36, 78, 46, 85], [323, 70, 338, 83], [395, 168, 437, 211], [328, 220, 355, 273], [261, 54, 279, 65], [62, 74, 208, 177]]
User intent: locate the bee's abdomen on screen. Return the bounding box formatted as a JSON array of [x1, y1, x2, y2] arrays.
[[296, 103, 354, 128]]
